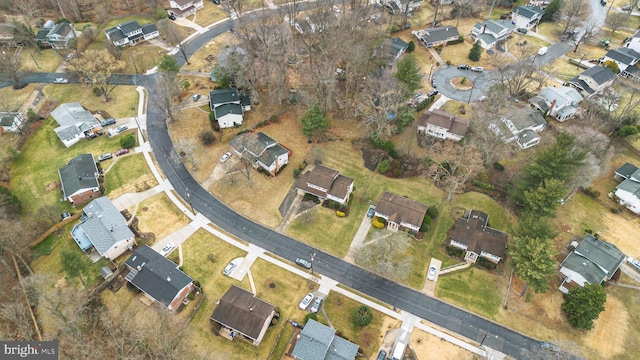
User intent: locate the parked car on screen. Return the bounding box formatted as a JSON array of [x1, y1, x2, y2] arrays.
[[478, 95, 488, 102], [115, 148, 129, 156], [220, 152, 232, 163], [537, 46, 548, 56], [516, 28, 527, 34], [97, 153, 112, 162], [53, 77, 69, 84], [376, 350, 387, 360], [367, 205, 376, 218], [486, 49, 495, 55], [295, 257, 312, 269], [160, 242, 176, 256], [471, 66, 483, 72], [310, 296, 324, 313], [496, 45, 506, 52], [600, 0, 606, 6], [223, 260, 237, 275], [298, 293, 314, 310], [431, 79, 437, 88], [212, 0, 221, 4], [116, 125, 128, 133], [192, 94, 201, 101], [427, 266, 437, 280], [427, 89, 438, 97], [101, 117, 116, 126], [168, 14, 177, 20], [622, 5, 631, 11], [457, 64, 469, 70], [61, 212, 72, 221], [561, 32, 572, 41]]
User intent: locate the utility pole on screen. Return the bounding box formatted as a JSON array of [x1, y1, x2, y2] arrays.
[[309, 252, 316, 274], [185, 189, 195, 214]]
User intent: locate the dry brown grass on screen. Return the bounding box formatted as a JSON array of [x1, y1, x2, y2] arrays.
[[133, 193, 191, 242], [18, 48, 63, 72], [42, 84, 139, 119], [410, 327, 475, 359], [190, 1, 229, 27], [120, 44, 166, 74], [0, 84, 39, 111], [438, 100, 473, 120], [181, 33, 240, 72]]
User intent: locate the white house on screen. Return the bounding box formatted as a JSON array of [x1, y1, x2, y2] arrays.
[[34, 22, 75, 49], [624, 28, 640, 53], [528, 86, 583, 122], [568, 65, 616, 98], [471, 20, 514, 49], [229, 132, 290, 176], [168, 0, 204, 19], [50, 103, 102, 147], [600, 47, 640, 77], [105, 20, 158, 47], [613, 163, 640, 214], [512, 5, 544, 30], [0, 112, 24, 133], [489, 108, 547, 149], [417, 109, 469, 142], [209, 88, 251, 128]]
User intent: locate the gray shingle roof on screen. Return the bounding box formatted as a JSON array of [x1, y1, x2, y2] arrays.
[[58, 154, 99, 199], [125, 244, 193, 308], [214, 103, 243, 119], [50, 102, 100, 142], [615, 163, 638, 179], [141, 23, 158, 35], [414, 26, 460, 45], [210, 88, 240, 107], [580, 65, 616, 85], [616, 178, 640, 197], [291, 319, 359, 360], [79, 197, 135, 255], [117, 20, 141, 36], [514, 5, 544, 20], [509, 109, 547, 130], [605, 47, 640, 65], [105, 28, 126, 42], [48, 22, 72, 37], [561, 234, 625, 285]]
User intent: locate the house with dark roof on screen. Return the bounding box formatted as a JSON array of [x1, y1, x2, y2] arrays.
[[471, 20, 514, 49], [374, 191, 428, 232], [58, 154, 100, 206], [528, 86, 583, 122], [71, 197, 136, 260], [489, 108, 547, 149], [412, 26, 460, 48], [381, 37, 409, 63], [0, 112, 24, 133], [229, 132, 290, 176], [416, 109, 469, 141], [210, 285, 277, 346], [568, 65, 616, 98], [614, 162, 639, 182], [105, 20, 159, 47], [291, 319, 359, 360], [624, 28, 640, 53], [613, 162, 640, 214], [125, 244, 194, 310], [50, 102, 102, 147], [34, 22, 75, 49], [558, 234, 625, 294], [448, 210, 508, 264], [513, 5, 544, 30], [209, 88, 251, 128], [168, 0, 204, 19], [295, 165, 355, 205], [599, 47, 640, 77]]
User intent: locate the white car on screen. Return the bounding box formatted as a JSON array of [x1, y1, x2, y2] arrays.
[[223, 260, 237, 275], [427, 266, 437, 280], [471, 66, 483, 73], [160, 242, 176, 256], [220, 152, 232, 163], [53, 78, 69, 84], [298, 293, 314, 310], [537, 46, 548, 56], [310, 296, 324, 314]]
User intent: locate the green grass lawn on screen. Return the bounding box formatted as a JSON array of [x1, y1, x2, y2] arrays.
[[435, 267, 503, 319], [104, 154, 157, 195]]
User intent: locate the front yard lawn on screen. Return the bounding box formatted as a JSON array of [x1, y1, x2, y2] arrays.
[[133, 193, 190, 241], [104, 153, 158, 197], [43, 84, 139, 119], [435, 267, 504, 319]]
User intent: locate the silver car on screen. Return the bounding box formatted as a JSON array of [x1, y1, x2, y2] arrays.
[[310, 296, 323, 313]]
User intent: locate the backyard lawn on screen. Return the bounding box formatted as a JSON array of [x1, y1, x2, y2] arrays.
[[0, 84, 39, 111], [42, 84, 139, 119]]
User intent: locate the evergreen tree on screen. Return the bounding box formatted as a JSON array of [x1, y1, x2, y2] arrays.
[[541, 0, 562, 22], [509, 236, 557, 293], [407, 40, 416, 53], [301, 103, 328, 140], [562, 284, 607, 330], [158, 55, 180, 73], [469, 41, 482, 62], [394, 54, 422, 93], [522, 179, 566, 217]]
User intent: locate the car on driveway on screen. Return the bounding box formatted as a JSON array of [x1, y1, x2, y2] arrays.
[[310, 296, 324, 313], [457, 64, 469, 70], [97, 153, 112, 162], [223, 260, 237, 275], [478, 95, 488, 102], [427, 266, 437, 280], [486, 49, 495, 55], [115, 148, 129, 156], [53, 77, 69, 84], [471, 66, 483, 72], [160, 242, 176, 256], [192, 94, 201, 101], [295, 257, 312, 269], [376, 350, 387, 360], [101, 117, 116, 126], [431, 79, 437, 88], [367, 205, 376, 218], [298, 293, 314, 310], [220, 152, 232, 163], [622, 5, 631, 11], [516, 28, 527, 34], [116, 125, 128, 133], [61, 212, 72, 221], [427, 89, 438, 97]]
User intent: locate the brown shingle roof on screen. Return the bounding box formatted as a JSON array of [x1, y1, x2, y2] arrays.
[[330, 174, 353, 200], [306, 165, 339, 190], [449, 210, 507, 259], [375, 192, 428, 228], [417, 109, 469, 136], [210, 285, 276, 341], [295, 166, 354, 201]]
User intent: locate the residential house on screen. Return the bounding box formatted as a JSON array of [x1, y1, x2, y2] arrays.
[[512, 5, 544, 30], [624, 28, 640, 53], [613, 162, 640, 214], [125, 244, 194, 310], [291, 319, 359, 360], [44, 22, 75, 49], [295, 165, 355, 205], [448, 210, 508, 264], [416, 109, 469, 142], [599, 47, 640, 77], [168, 0, 204, 19], [210, 285, 277, 346], [105, 20, 159, 47], [374, 191, 428, 233], [568, 65, 616, 98], [229, 132, 290, 176], [412, 26, 460, 48], [0, 112, 24, 133], [71, 197, 136, 260], [489, 108, 547, 149], [0, 24, 18, 47], [528, 86, 583, 122], [558, 234, 625, 294], [50, 102, 102, 147], [528, 0, 551, 8], [471, 20, 514, 49], [58, 154, 100, 206], [381, 37, 409, 63], [209, 88, 251, 128]]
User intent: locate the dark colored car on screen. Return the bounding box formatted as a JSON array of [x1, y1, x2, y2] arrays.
[[516, 28, 527, 34], [168, 14, 177, 20], [367, 205, 376, 218], [427, 90, 438, 97], [457, 64, 469, 70], [101, 117, 116, 126], [376, 350, 387, 360], [600, 0, 606, 5], [212, 0, 221, 4], [431, 79, 437, 88], [487, 49, 495, 55], [115, 148, 129, 156]]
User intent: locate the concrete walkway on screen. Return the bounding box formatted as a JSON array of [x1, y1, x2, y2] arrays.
[[344, 212, 373, 262], [172, 17, 206, 34], [111, 182, 165, 211], [429, 94, 450, 111]]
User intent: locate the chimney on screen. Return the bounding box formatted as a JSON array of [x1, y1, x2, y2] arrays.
[[249, 306, 253, 312], [137, 265, 142, 271], [167, 276, 171, 281], [548, 99, 557, 117]]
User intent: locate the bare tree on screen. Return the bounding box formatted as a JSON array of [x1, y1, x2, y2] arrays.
[[14, 0, 39, 27], [563, 125, 613, 189], [157, 19, 190, 64], [356, 72, 407, 143], [234, 132, 261, 185], [570, 20, 597, 53], [68, 48, 126, 102], [556, 0, 590, 36], [297, 200, 318, 224], [0, 52, 25, 85], [488, 45, 538, 96], [430, 141, 483, 200], [606, 12, 629, 35], [155, 72, 182, 122], [355, 232, 413, 282], [176, 138, 198, 171]]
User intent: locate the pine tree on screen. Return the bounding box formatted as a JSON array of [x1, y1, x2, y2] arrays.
[[301, 103, 328, 140], [509, 236, 557, 293], [562, 284, 607, 330], [541, 0, 562, 22], [468, 41, 482, 62], [394, 54, 422, 93]]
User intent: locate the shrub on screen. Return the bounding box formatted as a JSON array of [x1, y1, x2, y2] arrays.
[[446, 245, 465, 258], [92, 87, 103, 97], [426, 206, 439, 219], [120, 134, 136, 149], [419, 223, 429, 232], [270, 114, 279, 123], [391, 159, 401, 169], [611, 208, 621, 214], [468, 41, 482, 61], [199, 130, 216, 145], [372, 216, 385, 229], [156, 5, 168, 19], [423, 216, 432, 226], [350, 305, 373, 327], [193, 280, 201, 288], [382, 140, 398, 158], [293, 168, 301, 178], [336, 210, 346, 217], [472, 179, 495, 190], [209, 111, 216, 122], [377, 160, 391, 174], [617, 125, 639, 137], [477, 257, 497, 270], [303, 193, 320, 203], [304, 313, 318, 323], [391, 168, 401, 177], [55, 18, 70, 24], [298, 162, 307, 170], [493, 162, 505, 171], [407, 40, 415, 53], [582, 187, 600, 199], [415, 96, 435, 112]]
